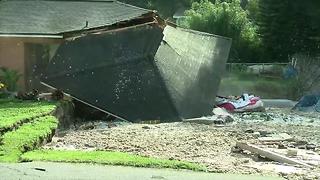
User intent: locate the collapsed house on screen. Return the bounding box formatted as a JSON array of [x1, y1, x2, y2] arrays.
[[0, 0, 231, 122]]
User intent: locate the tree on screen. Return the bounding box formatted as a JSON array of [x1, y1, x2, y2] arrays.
[[183, 0, 261, 62], [119, 0, 193, 18], [258, 0, 320, 62], [119, 0, 217, 19], [245, 0, 259, 22]]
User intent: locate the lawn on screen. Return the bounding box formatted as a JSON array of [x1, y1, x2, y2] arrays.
[[0, 99, 56, 131], [22, 150, 206, 171], [218, 72, 292, 99], [0, 115, 58, 162], [0, 99, 204, 171]]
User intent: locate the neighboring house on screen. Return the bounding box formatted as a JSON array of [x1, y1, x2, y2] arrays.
[[0, 0, 154, 90]]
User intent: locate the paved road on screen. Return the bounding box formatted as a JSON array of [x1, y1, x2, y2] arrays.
[[262, 99, 297, 108], [0, 162, 282, 180]]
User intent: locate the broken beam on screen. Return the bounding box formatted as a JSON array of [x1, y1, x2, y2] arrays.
[[236, 142, 314, 168]]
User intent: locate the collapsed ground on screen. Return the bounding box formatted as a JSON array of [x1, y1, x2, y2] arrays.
[[0, 99, 203, 171], [45, 108, 320, 179], [1, 99, 320, 179], [0, 99, 57, 162]]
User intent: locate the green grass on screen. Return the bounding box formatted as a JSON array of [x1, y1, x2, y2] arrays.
[[0, 116, 58, 162], [0, 99, 205, 171], [218, 72, 290, 99], [0, 99, 56, 131], [21, 150, 206, 171]]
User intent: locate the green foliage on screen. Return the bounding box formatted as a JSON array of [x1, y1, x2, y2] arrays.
[[183, 0, 261, 62], [119, 0, 176, 18], [0, 116, 58, 162], [0, 99, 56, 131], [245, 0, 259, 21], [258, 0, 320, 62], [252, 80, 287, 98], [119, 0, 215, 18], [0, 68, 21, 91], [0, 82, 7, 98], [22, 150, 206, 171], [219, 71, 292, 98], [120, 0, 319, 64], [229, 64, 248, 73]]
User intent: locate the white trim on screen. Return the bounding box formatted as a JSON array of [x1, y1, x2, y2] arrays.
[[0, 34, 63, 39]]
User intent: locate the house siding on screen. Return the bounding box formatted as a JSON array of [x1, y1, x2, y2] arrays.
[[0, 37, 62, 91], [0, 38, 26, 90]]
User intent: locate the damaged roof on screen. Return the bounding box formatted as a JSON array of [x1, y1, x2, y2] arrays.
[[43, 25, 231, 122], [0, 0, 151, 35]]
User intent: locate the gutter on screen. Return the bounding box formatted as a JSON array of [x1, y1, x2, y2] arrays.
[[0, 34, 63, 39]]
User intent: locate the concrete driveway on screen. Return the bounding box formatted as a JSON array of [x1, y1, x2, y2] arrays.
[[0, 162, 282, 180]]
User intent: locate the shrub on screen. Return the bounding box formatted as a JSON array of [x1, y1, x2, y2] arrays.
[[0, 68, 21, 91]]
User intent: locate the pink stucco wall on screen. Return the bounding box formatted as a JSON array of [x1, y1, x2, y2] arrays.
[[0, 37, 62, 91], [0, 38, 26, 90]]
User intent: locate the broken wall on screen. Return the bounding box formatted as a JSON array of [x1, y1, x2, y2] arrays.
[[155, 26, 231, 118]]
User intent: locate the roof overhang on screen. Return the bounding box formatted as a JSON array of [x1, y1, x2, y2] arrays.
[[0, 0, 153, 36], [0, 11, 159, 40], [0, 34, 63, 39]]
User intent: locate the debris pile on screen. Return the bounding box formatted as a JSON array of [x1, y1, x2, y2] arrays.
[[234, 130, 320, 178], [44, 107, 320, 178], [183, 107, 234, 125], [293, 93, 320, 113], [216, 94, 265, 112]]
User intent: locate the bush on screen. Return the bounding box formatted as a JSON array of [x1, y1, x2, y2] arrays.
[[0, 68, 21, 91], [0, 82, 6, 97], [230, 64, 248, 73]]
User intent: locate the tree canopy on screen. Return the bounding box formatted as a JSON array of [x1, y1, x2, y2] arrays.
[[119, 0, 320, 63], [258, 0, 320, 62], [182, 0, 261, 62]]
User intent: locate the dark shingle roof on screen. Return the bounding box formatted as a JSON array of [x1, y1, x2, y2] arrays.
[[0, 0, 151, 35]]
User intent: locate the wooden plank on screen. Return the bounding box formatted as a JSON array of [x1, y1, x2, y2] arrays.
[[272, 148, 320, 166], [236, 142, 314, 168], [183, 116, 220, 125], [258, 133, 293, 142]]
